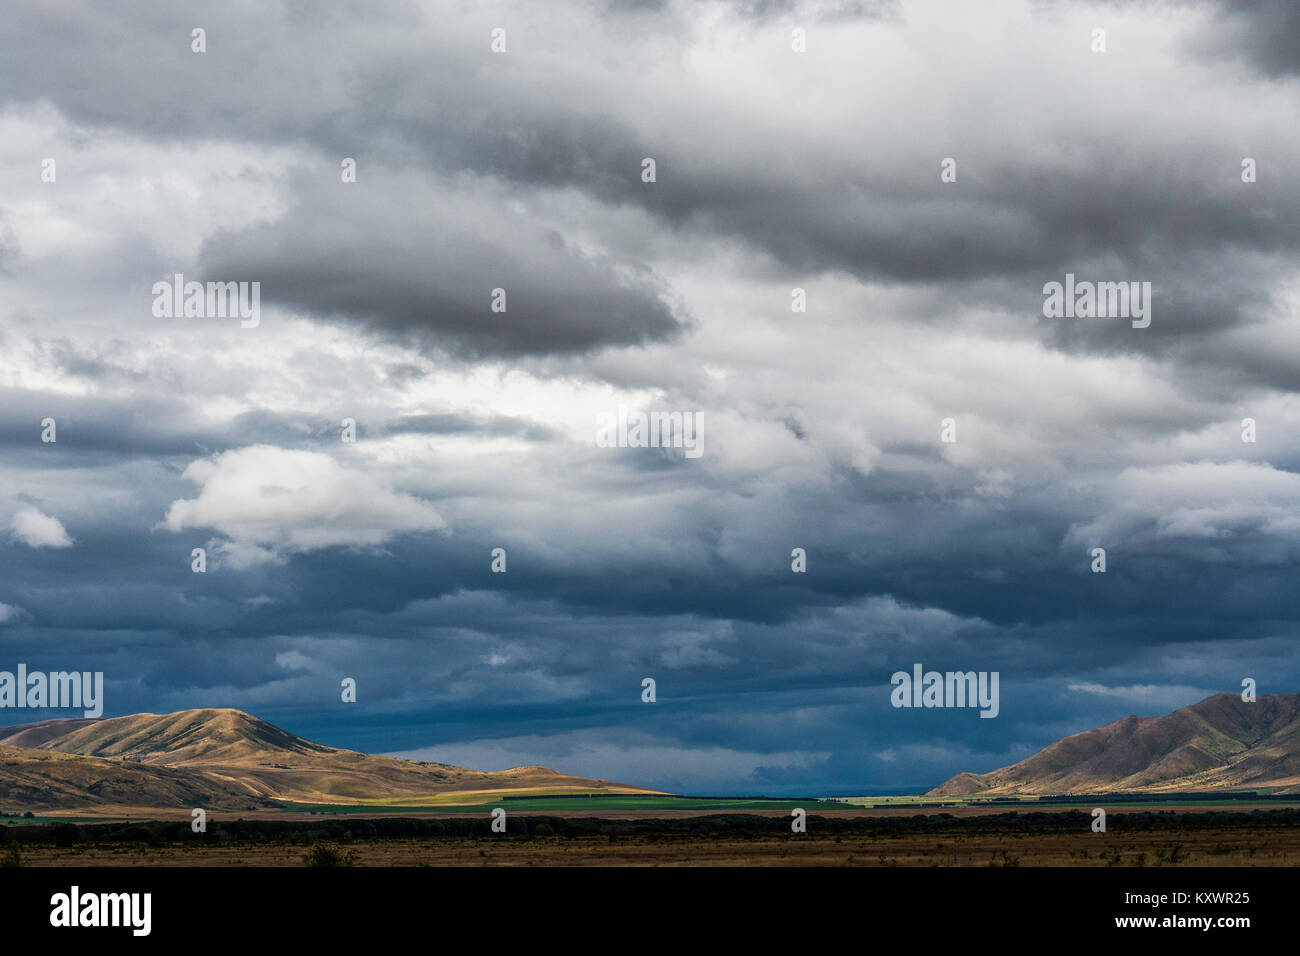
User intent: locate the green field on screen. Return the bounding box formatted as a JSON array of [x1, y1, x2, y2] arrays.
[[829, 795, 1041, 808], [274, 794, 849, 815], [268, 791, 1300, 815], [16, 791, 1299, 824]]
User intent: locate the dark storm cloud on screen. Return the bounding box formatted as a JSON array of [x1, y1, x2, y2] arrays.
[[3, 0, 1296, 369], [197, 173, 688, 358], [1199, 0, 1300, 78], [1, 1, 693, 356], [0, 387, 224, 458]]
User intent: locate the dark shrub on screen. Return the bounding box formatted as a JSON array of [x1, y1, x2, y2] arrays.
[[303, 842, 356, 867]]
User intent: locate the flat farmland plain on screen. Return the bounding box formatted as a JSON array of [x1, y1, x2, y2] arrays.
[[6, 807, 1300, 866]]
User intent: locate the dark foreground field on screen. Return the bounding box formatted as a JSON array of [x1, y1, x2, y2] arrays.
[[5, 809, 1300, 866]]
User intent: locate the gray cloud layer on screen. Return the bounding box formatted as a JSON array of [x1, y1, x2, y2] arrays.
[[0, 0, 1297, 794]]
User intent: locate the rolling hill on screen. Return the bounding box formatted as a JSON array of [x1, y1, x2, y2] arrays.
[[929, 691, 1300, 797], [0, 708, 658, 812]]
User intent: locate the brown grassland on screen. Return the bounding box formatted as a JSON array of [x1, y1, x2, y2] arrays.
[[8, 814, 1300, 867]]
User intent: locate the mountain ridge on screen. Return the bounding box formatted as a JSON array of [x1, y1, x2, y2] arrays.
[[0, 707, 659, 811], [928, 691, 1300, 797]]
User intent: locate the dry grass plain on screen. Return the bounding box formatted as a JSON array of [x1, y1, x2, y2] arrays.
[[11, 823, 1300, 867]]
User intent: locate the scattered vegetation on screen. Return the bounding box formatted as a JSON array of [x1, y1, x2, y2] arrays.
[[302, 842, 356, 867], [0, 809, 1298, 866], [1, 807, 1299, 847]]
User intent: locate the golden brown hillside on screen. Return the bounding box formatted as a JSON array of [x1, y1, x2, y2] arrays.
[[0, 744, 273, 811], [0, 708, 659, 811], [929, 692, 1300, 796]]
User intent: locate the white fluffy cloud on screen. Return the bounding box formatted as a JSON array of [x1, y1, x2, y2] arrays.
[[162, 444, 446, 567], [10, 507, 73, 548], [1061, 461, 1300, 561]]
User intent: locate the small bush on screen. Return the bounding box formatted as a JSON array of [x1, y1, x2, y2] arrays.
[[302, 842, 355, 867]]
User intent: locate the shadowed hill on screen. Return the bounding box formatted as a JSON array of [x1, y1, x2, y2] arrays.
[[929, 692, 1300, 797], [0, 744, 274, 810], [0, 708, 659, 811]]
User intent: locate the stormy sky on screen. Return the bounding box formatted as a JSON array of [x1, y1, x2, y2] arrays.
[[1, 0, 1298, 795]]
